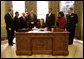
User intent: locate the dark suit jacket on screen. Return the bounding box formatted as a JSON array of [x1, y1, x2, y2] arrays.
[[46, 13, 55, 28], [13, 16, 20, 31], [27, 14, 37, 27], [66, 13, 78, 31], [4, 13, 14, 30], [4, 13, 14, 39], [19, 16, 28, 29]]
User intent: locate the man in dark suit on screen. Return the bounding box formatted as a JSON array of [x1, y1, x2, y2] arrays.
[[46, 8, 56, 29], [27, 10, 37, 29], [19, 12, 28, 29], [13, 11, 19, 31], [66, 8, 78, 45], [4, 9, 14, 46], [25, 11, 30, 28]]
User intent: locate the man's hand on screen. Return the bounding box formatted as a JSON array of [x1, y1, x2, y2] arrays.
[[31, 22, 34, 24], [9, 28, 11, 31], [65, 28, 67, 31]]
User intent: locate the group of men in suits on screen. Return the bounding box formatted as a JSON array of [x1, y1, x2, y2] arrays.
[[13, 9, 56, 31], [4, 8, 78, 46], [13, 10, 37, 31], [4, 8, 56, 46]]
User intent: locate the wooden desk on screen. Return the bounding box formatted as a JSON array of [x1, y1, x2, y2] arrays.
[[15, 28, 69, 56]]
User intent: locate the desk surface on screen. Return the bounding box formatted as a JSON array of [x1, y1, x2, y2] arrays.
[[16, 28, 69, 34]]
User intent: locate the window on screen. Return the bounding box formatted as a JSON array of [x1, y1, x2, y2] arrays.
[[12, 1, 25, 17], [60, 1, 74, 16], [37, 1, 48, 22]]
